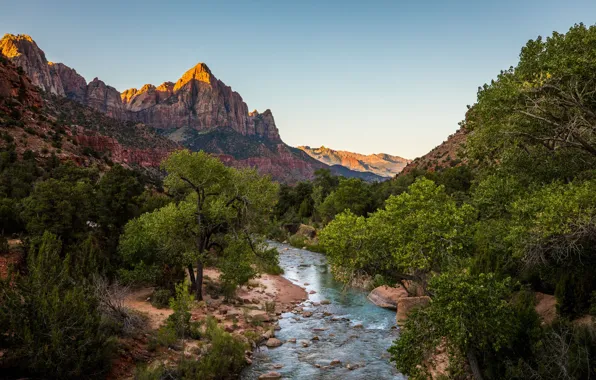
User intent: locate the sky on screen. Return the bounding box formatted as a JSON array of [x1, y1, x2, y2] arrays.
[[1, 0, 595, 158]]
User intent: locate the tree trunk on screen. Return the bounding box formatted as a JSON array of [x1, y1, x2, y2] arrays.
[[187, 264, 197, 292], [196, 259, 204, 301], [467, 350, 484, 380]]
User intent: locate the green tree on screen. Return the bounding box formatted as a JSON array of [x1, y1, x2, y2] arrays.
[[21, 178, 95, 246], [465, 24, 596, 184], [119, 150, 277, 300], [321, 178, 475, 293], [389, 272, 517, 380], [317, 177, 373, 222], [0, 232, 114, 379]]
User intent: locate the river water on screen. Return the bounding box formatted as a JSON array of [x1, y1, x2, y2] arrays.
[[242, 242, 405, 379]]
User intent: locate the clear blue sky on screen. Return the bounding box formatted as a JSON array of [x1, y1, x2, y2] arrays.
[[1, 0, 595, 158]]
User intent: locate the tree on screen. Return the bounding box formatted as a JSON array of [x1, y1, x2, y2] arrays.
[[0, 232, 114, 379], [317, 177, 373, 222], [389, 272, 517, 380], [119, 150, 277, 300], [21, 177, 95, 246], [508, 180, 596, 316], [465, 24, 596, 184], [320, 178, 475, 293]]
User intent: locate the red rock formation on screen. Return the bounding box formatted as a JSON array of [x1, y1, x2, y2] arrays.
[[49, 62, 87, 102], [85, 77, 125, 118], [74, 134, 174, 167], [367, 285, 409, 310], [0, 34, 65, 96], [400, 127, 468, 174], [0, 56, 42, 107]]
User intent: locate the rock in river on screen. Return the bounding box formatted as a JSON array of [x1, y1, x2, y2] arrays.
[[367, 285, 408, 310], [259, 372, 282, 379], [266, 338, 283, 348]]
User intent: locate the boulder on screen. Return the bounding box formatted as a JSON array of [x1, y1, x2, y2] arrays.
[[396, 296, 431, 324], [367, 285, 408, 310], [296, 224, 317, 239], [251, 310, 271, 322], [265, 338, 283, 348], [535, 292, 557, 325]]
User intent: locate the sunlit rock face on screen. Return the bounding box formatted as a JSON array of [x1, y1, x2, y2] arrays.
[[2, 33, 385, 182], [0, 34, 65, 96], [298, 145, 410, 178], [122, 62, 282, 142]]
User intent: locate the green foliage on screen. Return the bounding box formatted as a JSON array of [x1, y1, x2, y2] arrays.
[[166, 280, 195, 339], [219, 239, 257, 299], [390, 272, 518, 378], [321, 178, 474, 291], [175, 317, 247, 380], [0, 232, 114, 379], [466, 23, 596, 184], [21, 177, 94, 245], [317, 177, 373, 222], [151, 288, 174, 309], [121, 150, 278, 300], [506, 321, 596, 379]]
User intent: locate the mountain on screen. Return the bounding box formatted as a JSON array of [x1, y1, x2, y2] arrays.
[[0, 54, 177, 173], [400, 127, 467, 175], [0, 33, 378, 183], [298, 145, 410, 178]]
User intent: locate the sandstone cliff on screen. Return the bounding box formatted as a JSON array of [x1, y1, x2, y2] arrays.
[[0, 34, 64, 96], [0, 33, 379, 182], [0, 55, 177, 172], [298, 145, 410, 178]]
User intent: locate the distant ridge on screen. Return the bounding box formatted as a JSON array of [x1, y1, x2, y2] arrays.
[[298, 145, 410, 178]]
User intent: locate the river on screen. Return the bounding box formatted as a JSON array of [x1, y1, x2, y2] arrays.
[[242, 242, 405, 379]]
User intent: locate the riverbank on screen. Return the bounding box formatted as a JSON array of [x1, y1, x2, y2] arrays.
[[114, 266, 307, 378], [243, 242, 403, 379]]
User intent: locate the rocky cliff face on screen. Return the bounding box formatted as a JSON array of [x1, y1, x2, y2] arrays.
[[0, 34, 65, 96], [0, 55, 177, 171], [0, 33, 379, 182], [49, 62, 87, 102], [298, 145, 410, 178], [121, 63, 281, 141]]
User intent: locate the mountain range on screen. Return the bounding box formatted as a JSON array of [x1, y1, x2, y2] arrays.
[[298, 145, 410, 178], [0, 33, 400, 182]]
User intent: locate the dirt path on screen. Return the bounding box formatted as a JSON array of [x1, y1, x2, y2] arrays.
[[123, 287, 173, 330]]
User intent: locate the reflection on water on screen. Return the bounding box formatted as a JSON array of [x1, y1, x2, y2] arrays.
[[241, 242, 405, 379]]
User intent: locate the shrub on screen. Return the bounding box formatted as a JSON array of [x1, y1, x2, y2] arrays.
[[176, 317, 247, 379], [0, 232, 114, 379], [0, 235, 8, 254], [151, 288, 173, 309]]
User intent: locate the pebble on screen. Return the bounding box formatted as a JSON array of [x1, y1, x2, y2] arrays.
[[302, 311, 313, 317], [287, 337, 296, 343], [309, 290, 317, 294], [330, 359, 341, 366]]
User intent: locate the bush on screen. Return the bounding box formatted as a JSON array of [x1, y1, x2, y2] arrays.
[[0, 232, 114, 379], [151, 288, 173, 309], [176, 317, 247, 379], [0, 235, 8, 254]]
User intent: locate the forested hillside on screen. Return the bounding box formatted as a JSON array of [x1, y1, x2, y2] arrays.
[[316, 24, 596, 379]]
